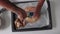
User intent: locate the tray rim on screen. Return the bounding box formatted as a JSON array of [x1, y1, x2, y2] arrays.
[[11, 0, 52, 32]]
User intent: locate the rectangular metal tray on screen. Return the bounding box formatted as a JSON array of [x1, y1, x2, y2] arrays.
[[11, 0, 52, 32]]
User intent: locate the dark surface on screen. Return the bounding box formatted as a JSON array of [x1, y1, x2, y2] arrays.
[[11, 0, 52, 32]]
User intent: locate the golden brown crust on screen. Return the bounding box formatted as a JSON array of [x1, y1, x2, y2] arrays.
[[25, 6, 38, 23]]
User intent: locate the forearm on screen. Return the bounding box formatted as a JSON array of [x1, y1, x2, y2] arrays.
[[35, 0, 45, 13], [0, 0, 24, 15]]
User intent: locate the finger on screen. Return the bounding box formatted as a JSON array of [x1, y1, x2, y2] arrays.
[[18, 15, 23, 21]]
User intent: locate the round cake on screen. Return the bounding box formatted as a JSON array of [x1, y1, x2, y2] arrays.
[[24, 6, 40, 23]]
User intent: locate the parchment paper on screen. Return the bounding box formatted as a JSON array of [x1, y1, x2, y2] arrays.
[[13, 0, 50, 29]]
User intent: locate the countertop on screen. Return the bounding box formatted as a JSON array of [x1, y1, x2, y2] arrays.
[[0, 0, 60, 34]]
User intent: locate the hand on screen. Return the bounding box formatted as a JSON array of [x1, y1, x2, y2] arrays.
[[15, 18, 26, 28], [17, 9, 27, 22], [15, 9, 27, 28]]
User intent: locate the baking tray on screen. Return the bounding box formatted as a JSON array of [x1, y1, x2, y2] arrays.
[[11, 0, 52, 32]]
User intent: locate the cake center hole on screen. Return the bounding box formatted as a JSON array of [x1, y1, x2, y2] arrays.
[[27, 12, 34, 17]]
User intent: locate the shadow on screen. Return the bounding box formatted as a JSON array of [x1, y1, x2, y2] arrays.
[[50, 1, 56, 28]]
